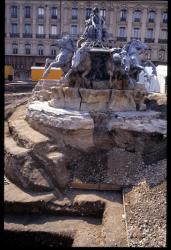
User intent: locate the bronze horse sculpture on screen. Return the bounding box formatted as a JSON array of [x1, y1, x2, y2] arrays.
[[43, 37, 75, 78], [64, 46, 92, 88]]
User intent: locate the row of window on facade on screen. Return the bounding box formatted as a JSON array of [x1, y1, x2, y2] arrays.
[[11, 43, 166, 61], [118, 27, 167, 40], [11, 23, 58, 36], [10, 6, 58, 19], [10, 5, 167, 23], [12, 43, 57, 56], [10, 6, 104, 19], [120, 9, 167, 23], [10, 22, 167, 39]]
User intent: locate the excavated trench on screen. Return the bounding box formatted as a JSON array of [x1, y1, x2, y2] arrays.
[[4, 85, 166, 247], [5, 230, 74, 247]]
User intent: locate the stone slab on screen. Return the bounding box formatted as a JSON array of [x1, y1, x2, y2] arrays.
[[63, 87, 81, 110], [108, 90, 136, 112], [27, 101, 94, 131]]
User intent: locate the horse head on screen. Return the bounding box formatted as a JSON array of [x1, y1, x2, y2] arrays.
[[129, 40, 148, 54], [55, 37, 75, 52]]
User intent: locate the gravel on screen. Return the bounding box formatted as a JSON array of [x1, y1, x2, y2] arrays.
[[124, 159, 166, 247]]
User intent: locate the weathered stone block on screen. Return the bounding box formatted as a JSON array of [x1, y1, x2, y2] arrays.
[[133, 83, 147, 111], [49, 86, 65, 108], [79, 89, 111, 111], [63, 87, 81, 110], [108, 90, 136, 111]]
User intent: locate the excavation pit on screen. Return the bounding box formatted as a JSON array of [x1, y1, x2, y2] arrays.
[[4, 230, 74, 248]]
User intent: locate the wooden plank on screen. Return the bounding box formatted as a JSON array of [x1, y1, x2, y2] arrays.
[[69, 182, 122, 191]]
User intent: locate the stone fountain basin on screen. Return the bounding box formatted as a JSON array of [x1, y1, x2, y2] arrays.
[[26, 100, 166, 155]]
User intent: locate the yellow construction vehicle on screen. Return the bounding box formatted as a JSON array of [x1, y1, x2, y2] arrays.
[[5, 65, 14, 81], [31, 66, 63, 82]]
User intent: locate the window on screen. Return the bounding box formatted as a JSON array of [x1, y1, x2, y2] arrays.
[[71, 25, 77, 35], [51, 25, 57, 35], [11, 6, 17, 18], [100, 9, 106, 19], [120, 9, 127, 21], [25, 44, 31, 55], [72, 8, 78, 19], [162, 11, 167, 23], [51, 7, 57, 19], [12, 43, 18, 54], [51, 45, 56, 56], [25, 6, 31, 18], [132, 28, 140, 39], [85, 8, 92, 19], [11, 23, 17, 34], [38, 7, 44, 18], [147, 28, 154, 39], [118, 27, 126, 37], [158, 49, 165, 61], [133, 10, 141, 22], [148, 11, 156, 22], [38, 25, 44, 34], [25, 24, 31, 34], [38, 44, 44, 55], [161, 29, 167, 39], [145, 48, 152, 60]]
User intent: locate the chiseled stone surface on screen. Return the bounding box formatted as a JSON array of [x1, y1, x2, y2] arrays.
[[79, 88, 111, 111], [27, 101, 94, 131], [49, 86, 65, 108], [108, 115, 166, 135], [108, 90, 136, 112], [26, 101, 94, 150], [63, 87, 81, 110]]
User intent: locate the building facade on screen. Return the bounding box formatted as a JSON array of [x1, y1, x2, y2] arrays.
[[5, 0, 168, 80]]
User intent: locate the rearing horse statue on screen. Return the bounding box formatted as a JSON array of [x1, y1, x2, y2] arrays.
[[122, 39, 148, 70], [64, 46, 92, 88], [43, 37, 75, 78]]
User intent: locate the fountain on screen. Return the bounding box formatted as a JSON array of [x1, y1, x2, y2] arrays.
[[5, 7, 166, 194]]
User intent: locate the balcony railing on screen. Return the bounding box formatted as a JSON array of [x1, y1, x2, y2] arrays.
[[148, 18, 155, 23], [11, 14, 17, 18], [38, 15, 44, 19], [49, 34, 59, 39], [131, 37, 141, 40], [116, 36, 127, 42], [72, 16, 78, 20], [10, 33, 20, 37], [162, 19, 167, 24], [158, 39, 167, 43], [144, 38, 155, 43], [25, 14, 31, 18], [51, 15, 57, 19], [23, 33, 32, 38], [133, 18, 141, 22], [120, 17, 126, 22], [36, 34, 45, 38]]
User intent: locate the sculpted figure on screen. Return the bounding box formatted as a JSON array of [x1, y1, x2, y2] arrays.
[[81, 7, 104, 42], [106, 48, 131, 89], [64, 46, 92, 88], [43, 37, 75, 78]]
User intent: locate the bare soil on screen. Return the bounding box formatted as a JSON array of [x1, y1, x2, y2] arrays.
[[124, 159, 166, 247]]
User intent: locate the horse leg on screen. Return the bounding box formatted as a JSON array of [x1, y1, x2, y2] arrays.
[[108, 71, 113, 89], [82, 70, 90, 88], [44, 58, 53, 70], [43, 61, 59, 78]]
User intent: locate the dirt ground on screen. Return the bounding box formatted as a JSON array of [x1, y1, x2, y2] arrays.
[[5, 85, 167, 247], [124, 159, 166, 247]]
